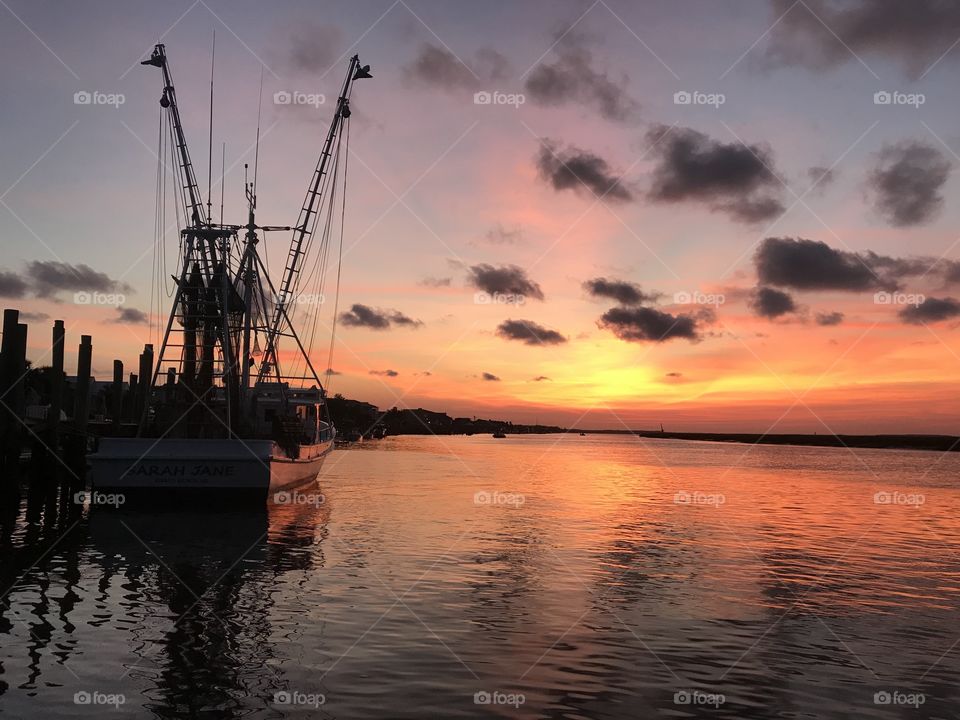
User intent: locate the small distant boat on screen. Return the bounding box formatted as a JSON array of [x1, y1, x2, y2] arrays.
[[579, 432, 586, 436], [338, 429, 362, 443], [492, 430, 507, 438]]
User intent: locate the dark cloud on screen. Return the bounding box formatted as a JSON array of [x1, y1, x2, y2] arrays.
[[403, 43, 509, 90], [110, 307, 148, 324], [27, 261, 132, 298], [807, 165, 836, 189], [531, 375, 551, 382], [0, 271, 28, 298], [535, 140, 633, 202], [756, 237, 960, 294], [666, 372, 682, 377], [481, 372, 500, 382], [899, 297, 960, 324], [495, 319, 567, 346], [483, 224, 523, 245], [418, 276, 452, 287], [755, 237, 889, 291], [646, 125, 784, 223], [815, 311, 845, 326], [325, 367, 342, 375], [750, 286, 797, 319], [19, 311, 49, 321], [388, 310, 423, 327], [598, 306, 705, 343], [583, 277, 659, 305], [369, 369, 399, 377], [339, 304, 389, 329], [339, 304, 423, 330], [286, 23, 341, 72], [764, 0, 960, 78], [475, 47, 511, 82], [868, 142, 951, 227], [524, 31, 639, 122], [467, 264, 544, 300], [941, 261, 960, 285]]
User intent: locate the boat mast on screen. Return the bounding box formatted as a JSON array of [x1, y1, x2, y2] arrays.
[[140, 43, 241, 435], [240, 169, 257, 398]]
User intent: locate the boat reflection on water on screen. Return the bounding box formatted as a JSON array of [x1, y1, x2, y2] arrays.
[[0, 491, 330, 718]]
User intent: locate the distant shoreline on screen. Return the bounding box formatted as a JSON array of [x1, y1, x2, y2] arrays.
[[580, 430, 960, 453]]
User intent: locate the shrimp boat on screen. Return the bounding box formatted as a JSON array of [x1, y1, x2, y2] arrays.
[[89, 44, 372, 500]]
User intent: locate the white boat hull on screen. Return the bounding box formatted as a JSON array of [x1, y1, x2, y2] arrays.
[[89, 437, 333, 500]]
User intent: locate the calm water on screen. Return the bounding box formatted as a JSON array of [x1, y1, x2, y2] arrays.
[[1, 434, 959, 718]]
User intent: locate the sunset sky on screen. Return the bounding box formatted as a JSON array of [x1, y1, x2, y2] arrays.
[[2, 0, 960, 432]]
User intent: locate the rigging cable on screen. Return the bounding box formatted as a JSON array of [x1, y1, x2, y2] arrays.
[[151, 103, 162, 347], [324, 115, 349, 396]]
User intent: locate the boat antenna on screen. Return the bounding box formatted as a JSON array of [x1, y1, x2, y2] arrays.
[[207, 28, 215, 225], [253, 66, 264, 196], [220, 141, 225, 225]]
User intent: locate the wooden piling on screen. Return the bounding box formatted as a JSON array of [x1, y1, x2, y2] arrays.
[[74, 335, 92, 433], [127, 373, 138, 423], [0, 309, 18, 390], [112, 360, 123, 431], [11, 323, 27, 420], [0, 309, 19, 476], [49, 320, 65, 439], [5, 323, 28, 473], [165, 367, 176, 403], [136, 344, 153, 424]]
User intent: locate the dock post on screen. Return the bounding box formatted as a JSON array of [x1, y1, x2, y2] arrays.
[[127, 373, 138, 423], [112, 360, 123, 431], [65, 334, 92, 487], [11, 323, 27, 418], [49, 320, 65, 442], [0, 309, 19, 483], [165, 367, 176, 403], [8, 323, 27, 480], [74, 335, 92, 434], [136, 344, 153, 427]]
